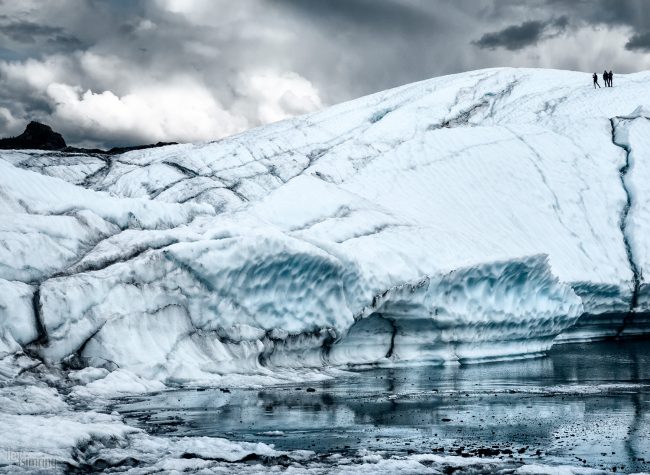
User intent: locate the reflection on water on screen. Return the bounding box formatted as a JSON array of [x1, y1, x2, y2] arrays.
[[115, 340, 650, 472]]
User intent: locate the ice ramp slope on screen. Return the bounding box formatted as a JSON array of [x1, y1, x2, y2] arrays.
[[2, 67, 650, 383]]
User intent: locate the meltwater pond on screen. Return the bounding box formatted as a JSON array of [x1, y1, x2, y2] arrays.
[[114, 341, 650, 473]]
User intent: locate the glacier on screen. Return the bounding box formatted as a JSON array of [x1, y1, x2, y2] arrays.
[[4, 67, 650, 473], [2, 67, 650, 386]]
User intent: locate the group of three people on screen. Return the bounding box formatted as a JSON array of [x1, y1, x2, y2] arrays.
[[593, 70, 614, 88]]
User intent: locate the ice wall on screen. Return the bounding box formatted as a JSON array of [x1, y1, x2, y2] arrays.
[[2, 68, 650, 385]]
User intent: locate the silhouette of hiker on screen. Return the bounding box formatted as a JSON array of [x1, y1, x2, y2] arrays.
[[609, 70, 614, 87], [603, 70, 609, 87], [593, 73, 601, 88]]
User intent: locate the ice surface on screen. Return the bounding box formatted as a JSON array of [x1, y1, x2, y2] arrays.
[[0, 377, 623, 475], [2, 67, 650, 389]]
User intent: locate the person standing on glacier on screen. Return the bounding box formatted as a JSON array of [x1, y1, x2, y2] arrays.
[[593, 72, 601, 88], [609, 70, 614, 87]]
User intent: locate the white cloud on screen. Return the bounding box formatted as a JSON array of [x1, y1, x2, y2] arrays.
[[240, 70, 323, 124], [0, 107, 21, 135], [0, 55, 73, 91], [46, 78, 249, 145], [154, 0, 251, 26], [0, 49, 324, 146], [135, 19, 157, 33], [154, 0, 209, 15]]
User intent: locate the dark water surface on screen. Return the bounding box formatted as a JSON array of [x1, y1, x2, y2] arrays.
[[115, 340, 650, 472]]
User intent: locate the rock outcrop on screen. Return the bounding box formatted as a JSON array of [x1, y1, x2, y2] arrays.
[[0, 121, 67, 150]]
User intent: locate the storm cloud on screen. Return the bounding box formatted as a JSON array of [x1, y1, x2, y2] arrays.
[[0, 0, 650, 147], [626, 31, 650, 51], [474, 17, 568, 51]]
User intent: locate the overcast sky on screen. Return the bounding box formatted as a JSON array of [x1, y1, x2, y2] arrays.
[[1, 0, 650, 147]]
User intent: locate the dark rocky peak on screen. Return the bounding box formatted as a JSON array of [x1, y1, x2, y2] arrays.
[[0, 121, 177, 155], [0, 121, 67, 150]]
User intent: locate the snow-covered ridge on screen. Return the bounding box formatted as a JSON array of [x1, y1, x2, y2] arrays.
[[2, 68, 650, 386]]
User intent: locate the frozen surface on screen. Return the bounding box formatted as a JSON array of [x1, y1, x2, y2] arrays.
[[2, 68, 650, 389], [1, 341, 645, 474], [113, 341, 650, 474]]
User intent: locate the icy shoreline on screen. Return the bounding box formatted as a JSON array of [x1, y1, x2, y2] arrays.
[[2, 341, 649, 474]]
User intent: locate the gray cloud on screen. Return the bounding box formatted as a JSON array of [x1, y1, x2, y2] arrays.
[[473, 18, 569, 51], [0, 0, 649, 148], [626, 31, 650, 51], [475, 21, 544, 50], [0, 16, 84, 53], [1, 20, 63, 43]]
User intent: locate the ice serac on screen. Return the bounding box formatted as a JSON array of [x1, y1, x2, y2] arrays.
[[332, 255, 582, 366], [2, 68, 650, 385]]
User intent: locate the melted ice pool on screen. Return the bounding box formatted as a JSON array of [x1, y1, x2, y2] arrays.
[[114, 340, 650, 473]]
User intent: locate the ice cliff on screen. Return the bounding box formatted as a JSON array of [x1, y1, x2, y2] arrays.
[[2, 68, 650, 385]]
